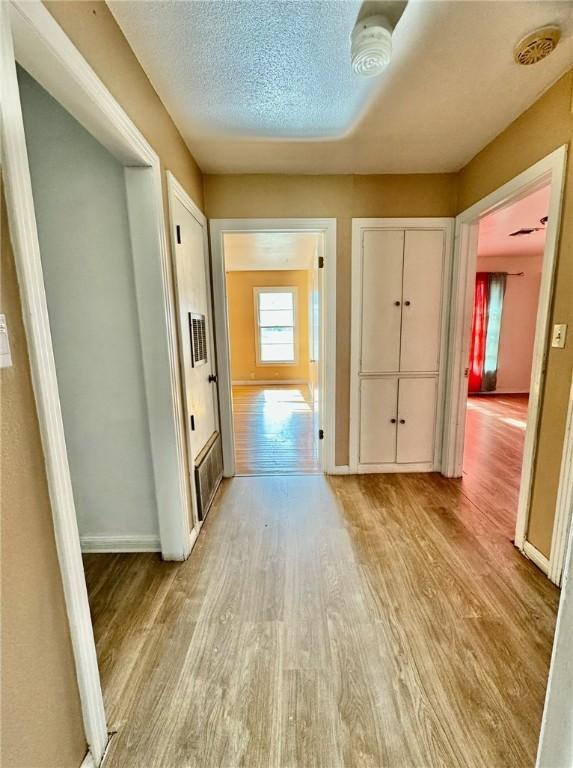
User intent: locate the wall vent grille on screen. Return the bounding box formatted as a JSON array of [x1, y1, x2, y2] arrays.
[[189, 313, 207, 367], [194, 432, 223, 521]]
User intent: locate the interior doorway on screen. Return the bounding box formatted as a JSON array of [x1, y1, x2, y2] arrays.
[[223, 233, 320, 475], [461, 185, 549, 538], [210, 219, 337, 477], [443, 146, 569, 585]]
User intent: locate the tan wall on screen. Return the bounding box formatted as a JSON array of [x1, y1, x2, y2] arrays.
[[226, 270, 310, 382], [458, 70, 573, 557], [205, 174, 458, 464], [1, 184, 87, 767]]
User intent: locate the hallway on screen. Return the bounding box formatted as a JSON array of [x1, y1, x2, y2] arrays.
[[232, 384, 319, 475], [84, 473, 558, 768]]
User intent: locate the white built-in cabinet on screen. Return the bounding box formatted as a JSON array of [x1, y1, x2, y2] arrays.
[[350, 219, 453, 472]]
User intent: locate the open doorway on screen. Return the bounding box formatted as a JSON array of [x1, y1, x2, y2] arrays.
[[210, 219, 336, 477], [443, 146, 569, 585], [224, 233, 320, 475], [461, 185, 549, 538]]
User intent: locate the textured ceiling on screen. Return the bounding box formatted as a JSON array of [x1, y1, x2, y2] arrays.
[[478, 185, 550, 259], [224, 233, 319, 271], [109, 0, 573, 174]]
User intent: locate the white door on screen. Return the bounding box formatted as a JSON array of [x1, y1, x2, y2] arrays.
[[400, 230, 444, 372], [172, 197, 218, 461], [361, 230, 404, 373], [396, 377, 437, 464], [359, 377, 398, 464]]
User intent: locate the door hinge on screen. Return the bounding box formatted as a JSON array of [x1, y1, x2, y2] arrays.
[[319, 429, 324, 440], [190, 414, 195, 431], [318, 256, 324, 269], [176, 224, 182, 244], [464, 367, 469, 377]]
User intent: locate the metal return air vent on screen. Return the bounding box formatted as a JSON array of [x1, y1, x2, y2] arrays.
[[189, 312, 207, 366], [194, 432, 223, 522]]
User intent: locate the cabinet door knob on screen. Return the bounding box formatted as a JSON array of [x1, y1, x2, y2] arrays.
[[394, 300, 401, 306], [404, 300, 411, 306], [399, 419, 406, 424], [390, 418, 396, 423]]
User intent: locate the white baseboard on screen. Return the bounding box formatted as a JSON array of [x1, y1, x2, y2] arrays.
[[352, 462, 436, 474], [469, 389, 529, 396], [522, 540, 550, 575], [232, 379, 308, 386], [328, 465, 352, 475], [80, 534, 161, 553]]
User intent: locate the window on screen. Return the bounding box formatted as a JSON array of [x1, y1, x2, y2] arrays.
[[254, 287, 297, 365]]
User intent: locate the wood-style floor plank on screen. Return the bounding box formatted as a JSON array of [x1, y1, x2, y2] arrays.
[[232, 384, 319, 475], [462, 394, 529, 536], [86, 470, 558, 767]]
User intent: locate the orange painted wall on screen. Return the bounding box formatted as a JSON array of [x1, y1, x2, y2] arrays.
[[226, 270, 310, 383]]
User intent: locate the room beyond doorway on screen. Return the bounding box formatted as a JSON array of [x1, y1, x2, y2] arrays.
[[225, 234, 320, 475], [210, 219, 337, 477], [461, 185, 547, 536]]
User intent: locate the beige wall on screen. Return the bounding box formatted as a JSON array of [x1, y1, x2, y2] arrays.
[[1, 183, 87, 767], [205, 174, 458, 464], [458, 70, 573, 557], [227, 270, 310, 382]]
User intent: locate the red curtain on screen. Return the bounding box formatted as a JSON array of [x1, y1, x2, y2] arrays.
[[468, 273, 488, 393]]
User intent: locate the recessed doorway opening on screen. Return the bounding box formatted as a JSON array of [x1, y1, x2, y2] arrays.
[[443, 146, 570, 586], [210, 219, 337, 478], [225, 237, 320, 475], [462, 184, 549, 540]]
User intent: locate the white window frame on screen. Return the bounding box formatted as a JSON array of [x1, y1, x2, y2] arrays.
[[253, 286, 299, 366]]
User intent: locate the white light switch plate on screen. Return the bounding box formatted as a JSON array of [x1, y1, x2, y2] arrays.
[[551, 323, 567, 349], [0, 314, 13, 368]]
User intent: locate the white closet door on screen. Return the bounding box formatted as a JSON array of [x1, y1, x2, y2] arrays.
[[359, 378, 398, 464], [396, 378, 437, 464], [361, 230, 404, 373], [400, 230, 444, 372]]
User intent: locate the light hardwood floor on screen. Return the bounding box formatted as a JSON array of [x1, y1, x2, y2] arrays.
[[85, 471, 558, 768], [462, 394, 529, 538], [232, 384, 319, 475]]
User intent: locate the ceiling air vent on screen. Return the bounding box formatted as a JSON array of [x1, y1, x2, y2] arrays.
[[514, 26, 561, 65]]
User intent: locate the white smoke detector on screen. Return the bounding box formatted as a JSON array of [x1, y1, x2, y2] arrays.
[[351, 15, 392, 77]]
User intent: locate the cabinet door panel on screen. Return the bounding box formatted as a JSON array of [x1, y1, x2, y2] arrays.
[[400, 230, 444, 372], [359, 378, 398, 464], [361, 230, 404, 373], [396, 378, 437, 464]]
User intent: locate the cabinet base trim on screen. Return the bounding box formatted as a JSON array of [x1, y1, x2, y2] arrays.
[[354, 462, 436, 474]]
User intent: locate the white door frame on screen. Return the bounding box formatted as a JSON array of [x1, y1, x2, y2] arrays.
[[442, 145, 568, 583], [349, 218, 454, 474], [548, 371, 573, 587], [166, 170, 220, 542], [209, 218, 337, 476], [1, 1, 193, 763]]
